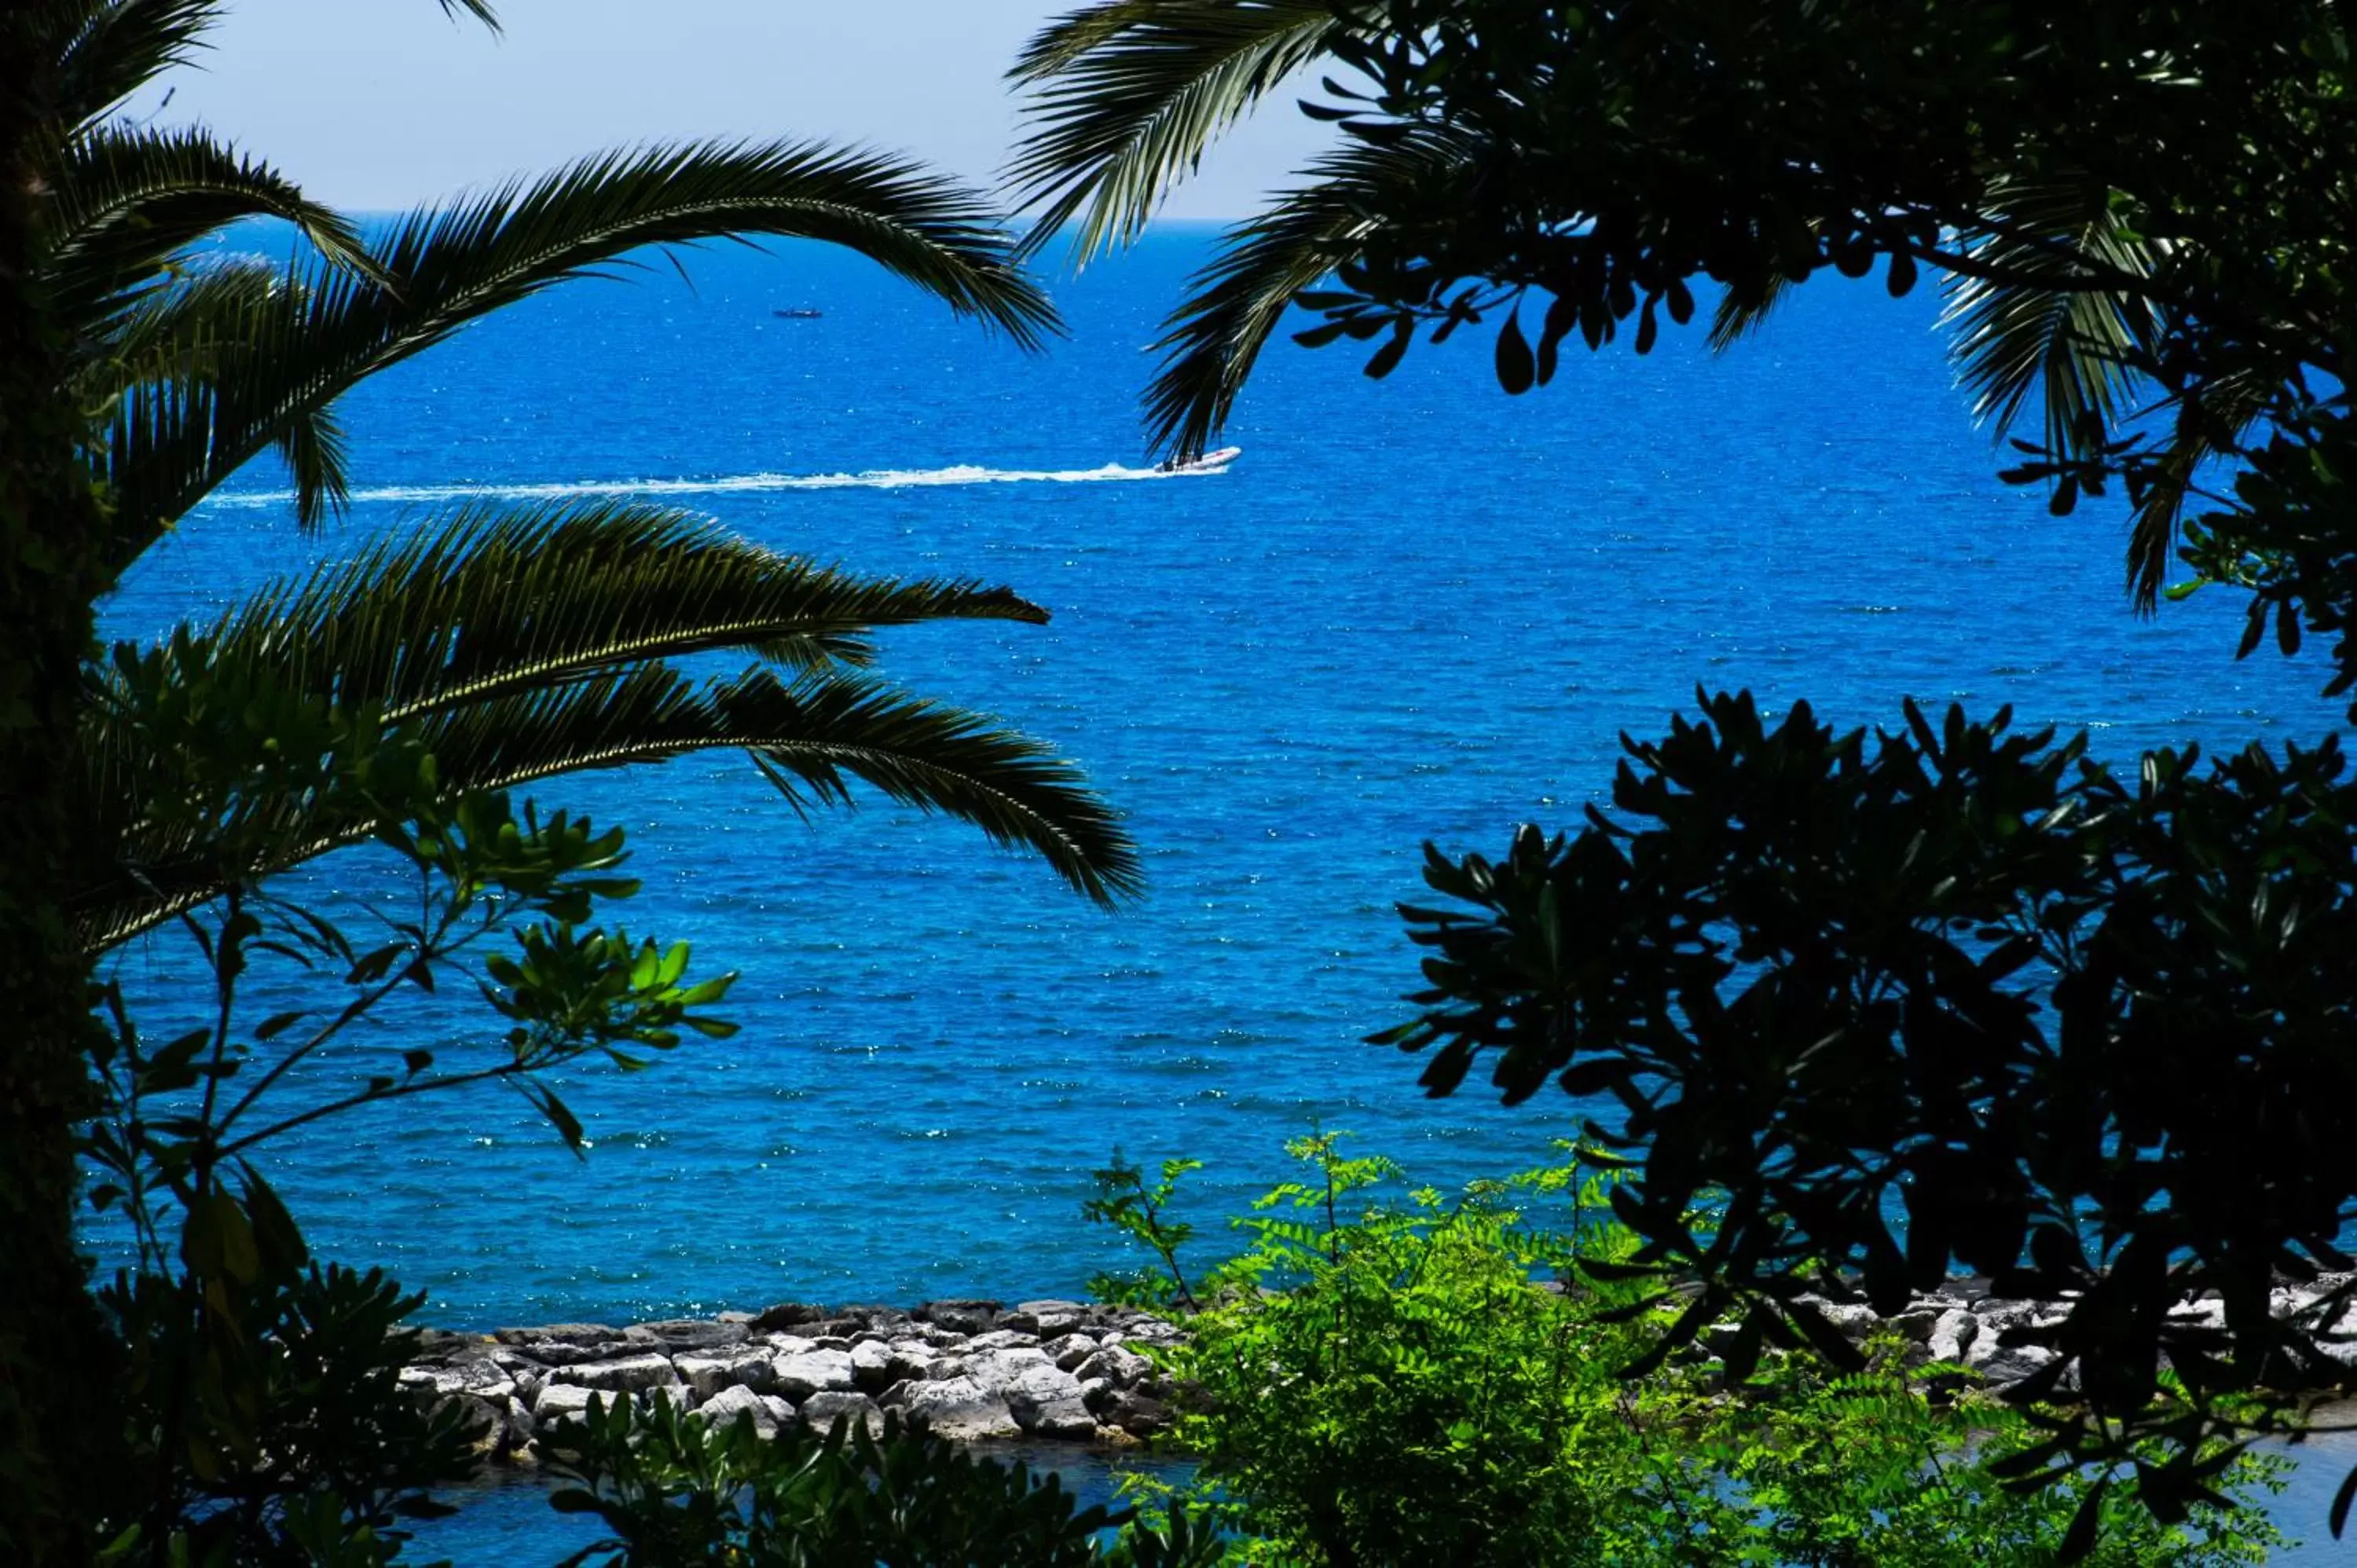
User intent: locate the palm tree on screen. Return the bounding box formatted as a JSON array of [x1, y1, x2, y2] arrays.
[[40, 0, 1137, 940], [21, 5, 1113, 1551], [1006, 1, 2219, 605]]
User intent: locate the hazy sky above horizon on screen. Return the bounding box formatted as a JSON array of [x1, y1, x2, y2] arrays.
[[134, 1, 1331, 216]]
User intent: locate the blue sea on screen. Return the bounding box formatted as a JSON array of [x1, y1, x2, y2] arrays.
[[100, 225, 2355, 1558]]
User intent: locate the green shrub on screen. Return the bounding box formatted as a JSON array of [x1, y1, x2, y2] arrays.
[[1094, 1136, 2287, 1566], [99, 1259, 482, 1568]]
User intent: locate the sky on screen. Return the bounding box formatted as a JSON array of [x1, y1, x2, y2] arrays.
[[134, 0, 1332, 217]]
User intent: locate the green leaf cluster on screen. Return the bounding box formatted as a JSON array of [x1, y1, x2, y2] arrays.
[[1084, 1151, 1209, 1309], [97, 1257, 483, 1568], [1369, 691, 2357, 1514], [1097, 1138, 2286, 1566]]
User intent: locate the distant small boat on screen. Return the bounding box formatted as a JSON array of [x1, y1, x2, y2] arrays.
[[1159, 445, 1243, 474], [772, 308, 823, 320]]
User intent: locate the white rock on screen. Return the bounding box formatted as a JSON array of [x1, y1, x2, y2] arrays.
[[2166, 1299, 2227, 1332], [900, 1375, 1019, 1440], [965, 1328, 1041, 1353], [699, 1383, 783, 1437], [1075, 1345, 1151, 1386], [1118, 1317, 1183, 1346], [1002, 1362, 1094, 1439], [773, 1347, 857, 1398], [801, 1390, 882, 1434], [532, 1383, 616, 1423], [966, 1346, 1054, 1394], [554, 1353, 680, 1393], [849, 1339, 903, 1393], [1926, 1309, 1978, 1365], [398, 1362, 517, 1404], [1042, 1333, 1101, 1371], [676, 1349, 773, 1399], [1011, 1299, 1089, 1337], [1973, 1343, 2059, 1383]]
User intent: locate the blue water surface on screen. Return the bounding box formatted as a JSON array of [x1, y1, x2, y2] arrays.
[[99, 222, 2357, 1562], [401, 1445, 1171, 1564], [95, 221, 2357, 1563], [99, 226, 2342, 1325]]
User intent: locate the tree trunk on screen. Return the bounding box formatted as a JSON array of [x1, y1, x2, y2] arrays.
[[0, 16, 119, 1565]]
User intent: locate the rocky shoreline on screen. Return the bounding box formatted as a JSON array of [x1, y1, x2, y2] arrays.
[[407, 1277, 2357, 1464], [405, 1297, 1188, 1462]]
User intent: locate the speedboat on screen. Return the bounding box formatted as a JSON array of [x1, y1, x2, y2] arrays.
[[1158, 445, 1244, 474]]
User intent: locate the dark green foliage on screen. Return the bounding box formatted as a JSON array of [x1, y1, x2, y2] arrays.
[[1102, 1138, 2284, 1566], [543, 1397, 1222, 1567], [1373, 691, 2357, 1518], [1013, 2, 2355, 658], [101, 1261, 483, 1568]]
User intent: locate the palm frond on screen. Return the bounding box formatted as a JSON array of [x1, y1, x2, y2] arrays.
[[1707, 273, 1793, 354], [725, 669, 1140, 907], [81, 664, 1137, 947], [96, 139, 1058, 573], [46, 0, 221, 131], [1940, 178, 2162, 462], [365, 139, 1056, 346], [1938, 176, 2180, 604], [269, 401, 349, 532], [200, 500, 1053, 716], [423, 667, 1139, 907], [2121, 366, 2275, 608], [75, 504, 1135, 943], [1142, 131, 1478, 457], [434, 0, 499, 30], [1006, 0, 1337, 263], [73, 255, 284, 401], [43, 124, 372, 336]]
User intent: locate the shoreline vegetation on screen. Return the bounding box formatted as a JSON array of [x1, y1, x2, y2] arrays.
[[379, 1130, 2308, 1556]]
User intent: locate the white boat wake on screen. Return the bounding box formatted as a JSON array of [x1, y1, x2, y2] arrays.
[[196, 453, 1239, 511]]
